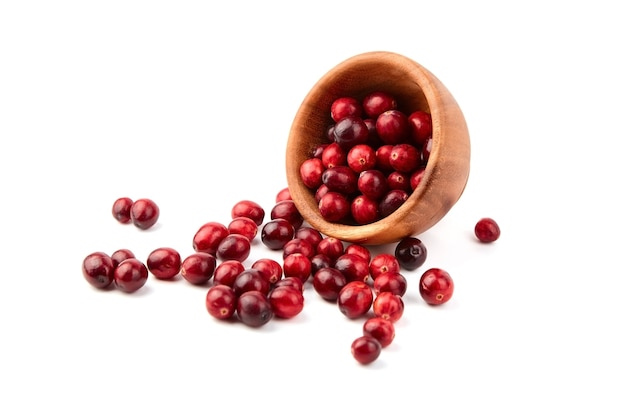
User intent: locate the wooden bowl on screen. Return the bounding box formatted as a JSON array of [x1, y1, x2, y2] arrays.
[[286, 51, 471, 245]]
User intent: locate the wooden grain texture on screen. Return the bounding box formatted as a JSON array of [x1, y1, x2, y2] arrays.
[[286, 51, 471, 245]]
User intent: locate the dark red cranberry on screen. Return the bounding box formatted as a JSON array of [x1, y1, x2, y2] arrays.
[[475, 217, 501, 243], [421, 136, 433, 164], [362, 91, 397, 118], [261, 219, 295, 250], [294, 226, 323, 249], [213, 260, 245, 287], [146, 247, 181, 280], [351, 335, 382, 365], [372, 292, 404, 323], [268, 286, 305, 319], [231, 200, 265, 226], [334, 253, 370, 283], [387, 171, 411, 192], [310, 143, 327, 158], [227, 216, 258, 241], [389, 143, 420, 173], [112, 197, 133, 224], [419, 268, 454, 305], [337, 281, 373, 319], [270, 200, 303, 230], [110, 249, 135, 269], [358, 169, 389, 200], [312, 267, 347, 302], [283, 253, 312, 283], [299, 157, 325, 189], [344, 244, 371, 263], [282, 238, 315, 259], [375, 144, 395, 172], [351, 195, 379, 225], [216, 234, 251, 263], [232, 269, 271, 297], [378, 189, 408, 218], [318, 191, 350, 223], [394, 236, 427, 270], [373, 271, 407, 297], [376, 109, 409, 145], [251, 258, 283, 285], [369, 253, 401, 279], [363, 317, 395, 348], [205, 285, 237, 320], [316, 236, 344, 262], [193, 222, 229, 255], [181, 252, 216, 285], [310, 253, 332, 275], [314, 184, 330, 203], [82, 251, 114, 289], [273, 276, 304, 293], [410, 168, 426, 190], [130, 198, 160, 230], [276, 187, 292, 202], [114, 258, 149, 293], [321, 142, 347, 168], [321, 166, 358, 195], [236, 290, 273, 327], [331, 96, 363, 121], [407, 110, 432, 145], [347, 144, 377, 173], [333, 115, 369, 150], [363, 118, 383, 148]]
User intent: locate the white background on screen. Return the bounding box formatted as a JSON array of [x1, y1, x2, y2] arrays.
[[1, 1, 625, 416]]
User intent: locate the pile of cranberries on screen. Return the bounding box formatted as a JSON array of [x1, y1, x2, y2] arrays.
[[299, 91, 433, 225]]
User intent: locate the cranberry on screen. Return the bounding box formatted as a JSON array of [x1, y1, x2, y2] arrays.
[[231, 200, 265, 226], [312, 267, 347, 301], [394, 236, 427, 270], [475, 217, 501, 243], [331, 96, 362, 121], [268, 286, 304, 319], [112, 197, 133, 224], [213, 260, 245, 287], [232, 269, 271, 297], [130, 198, 160, 230], [347, 144, 377, 173], [114, 258, 149, 293], [205, 284, 237, 320], [376, 109, 409, 145], [389, 143, 420, 173], [251, 258, 283, 285], [358, 169, 389, 200], [378, 189, 408, 218], [82, 251, 114, 289], [321, 142, 347, 168], [110, 249, 135, 269], [410, 168, 426, 190], [236, 290, 273, 327], [375, 144, 395, 172], [373, 292, 404, 323], [193, 221, 229, 255], [299, 157, 325, 189], [421, 136, 433, 163], [318, 191, 350, 223], [310, 144, 327, 158], [261, 219, 295, 250], [337, 281, 373, 319], [314, 184, 330, 203], [294, 226, 323, 249], [362, 91, 397, 118], [283, 253, 312, 283], [310, 253, 332, 275], [351, 335, 382, 365], [364, 118, 383, 148], [216, 234, 251, 263], [282, 238, 315, 259], [369, 253, 401, 279], [333, 115, 369, 150], [407, 110, 432, 145], [274, 276, 304, 293], [147, 247, 181, 280], [363, 317, 395, 348], [419, 268, 454, 305], [316, 237, 344, 262], [321, 166, 358, 195], [270, 200, 304, 230], [387, 171, 411, 192], [334, 253, 370, 283], [181, 252, 216, 285], [344, 244, 371, 263], [351, 195, 379, 225], [373, 271, 407, 297], [275, 187, 292, 202], [228, 216, 258, 241]]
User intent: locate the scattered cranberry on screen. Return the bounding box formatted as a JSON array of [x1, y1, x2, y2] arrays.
[[261, 219, 295, 250], [344, 244, 371, 263], [394, 236, 427, 270], [294, 226, 323, 249], [251, 258, 283, 285], [193, 222, 229, 255], [351, 335, 382, 365], [82, 251, 114, 289], [110, 249, 135, 269], [114, 258, 149, 293], [270, 200, 304, 230], [363, 317, 395, 348], [475, 217, 501, 243], [312, 267, 347, 302], [231, 200, 265, 226], [232, 269, 271, 297], [337, 281, 373, 319], [310, 253, 332, 275], [268, 286, 305, 319], [206, 285, 237, 320], [419, 268, 454, 305], [181, 252, 216, 285], [213, 260, 245, 287], [373, 271, 407, 297], [274, 276, 304, 293], [369, 253, 401, 279], [228, 216, 258, 241], [316, 237, 344, 262], [275, 187, 292, 202], [146, 247, 181, 280], [334, 253, 370, 283], [283, 253, 312, 283], [282, 238, 315, 259], [372, 292, 404, 323], [130, 198, 160, 230], [236, 290, 273, 327], [112, 197, 133, 224]]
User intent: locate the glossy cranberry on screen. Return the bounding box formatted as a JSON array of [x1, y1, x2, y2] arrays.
[[421, 136, 433, 163], [395, 236, 427, 270], [351, 335, 382, 365], [362, 91, 397, 118], [283, 253, 312, 283], [312, 267, 347, 301], [369, 253, 401, 278], [213, 260, 245, 287], [316, 237, 344, 262], [181, 252, 216, 285], [216, 234, 251, 262], [373, 292, 404, 323], [318, 191, 350, 223], [419, 268, 454, 305], [193, 221, 229, 255], [261, 219, 295, 250], [110, 249, 135, 269], [358, 169, 389, 200], [334, 253, 370, 283], [337, 281, 373, 319], [273, 276, 304, 293], [299, 157, 325, 189], [147, 247, 181, 280], [375, 144, 395, 172], [363, 118, 383, 148], [322, 166, 358, 195], [373, 271, 407, 297], [321, 142, 347, 168], [270, 200, 303, 230], [333, 115, 369, 150], [294, 226, 323, 249], [275, 187, 292, 202], [310, 144, 327, 158], [314, 184, 330, 203], [363, 317, 395, 348], [376, 109, 409, 145], [410, 168, 426, 190], [310, 253, 332, 275], [82, 251, 114, 289], [268, 286, 304, 319], [205, 284, 237, 320], [389, 143, 420, 173], [236, 290, 273, 327], [282, 238, 315, 259], [407, 110, 432, 145], [112, 197, 133, 224], [344, 244, 371, 263], [228, 216, 258, 241], [231, 200, 265, 226], [387, 171, 411, 192], [351, 195, 379, 225], [475, 217, 501, 243], [251, 258, 283, 285], [232, 269, 271, 297], [114, 258, 149, 293], [378, 189, 408, 218], [331, 96, 362, 122], [130, 198, 160, 230], [347, 144, 377, 173]]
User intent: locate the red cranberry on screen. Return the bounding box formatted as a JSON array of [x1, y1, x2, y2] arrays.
[[475, 217, 501, 243], [321, 142, 347, 168], [376, 109, 409, 145], [110, 249, 135, 269], [387, 171, 411, 192], [228, 216, 258, 241], [407, 110, 432, 145], [282, 238, 315, 259], [333, 115, 369, 150], [316, 236, 344, 262], [312, 267, 347, 302], [82, 251, 114, 289], [310, 253, 332, 275], [261, 219, 295, 250], [410, 168, 425, 190], [283, 253, 312, 283], [363, 317, 395, 348], [205, 284, 237, 320], [294, 226, 323, 249], [358, 169, 389, 200], [375, 144, 395, 172], [232, 269, 271, 297], [315, 184, 330, 203], [378, 189, 408, 218], [130, 198, 160, 230], [337, 281, 373, 319], [181, 252, 216, 285], [419, 268, 454, 305], [362, 91, 397, 118], [373, 271, 407, 297], [216, 234, 251, 263], [112, 197, 133, 224], [193, 221, 229, 255], [275, 187, 292, 202], [251, 258, 283, 285], [321, 166, 358, 195], [236, 290, 273, 327], [394, 236, 427, 270], [299, 157, 325, 189], [231, 200, 265, 226], [213, 260, 245, 287], [372, 292, 404, 323], [351, 195, 379, 225], [330, 96, 362, 121], [310, 143, 327, 158], [421, 136, 433, 163], [347, 144, 377, 173], [147, 247, 181, 280], [334, 253, 370, 283], [270, 200, 303, 230], [351, 335, 382, 365], [364, 118, 383, 148], [369, 253, 401, 279], [318, 191, 350, 223], [344, 244, 371, 263], [114, 258, 149, 293], [274, 276, 304, 293], [389, 143, 420, 173], [268, 286, 304, 319]]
